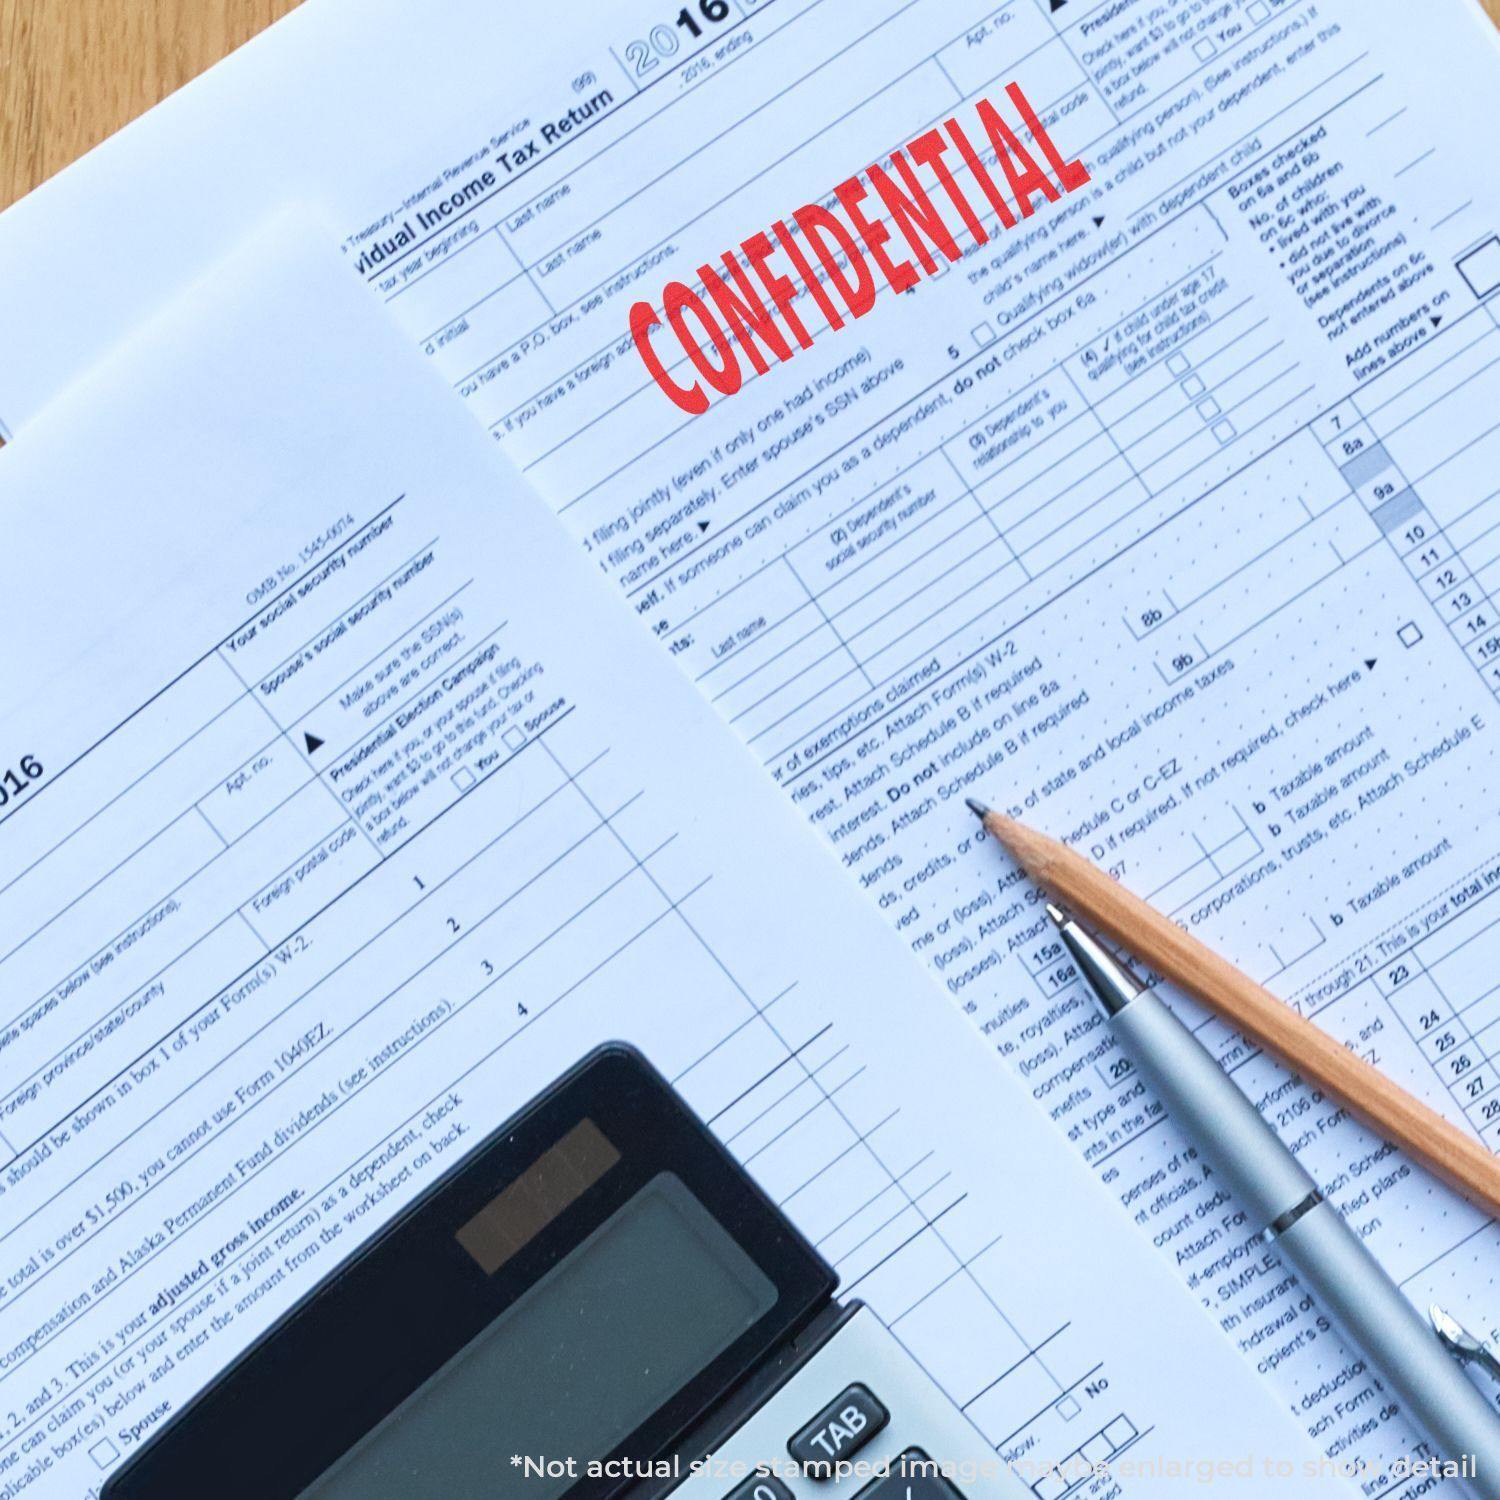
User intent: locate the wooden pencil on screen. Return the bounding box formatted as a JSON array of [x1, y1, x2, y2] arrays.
[[969, 802, 1500, 1220]]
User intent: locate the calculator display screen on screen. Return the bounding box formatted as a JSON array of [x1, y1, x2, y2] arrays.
[[298, 1173, 775, 1499]]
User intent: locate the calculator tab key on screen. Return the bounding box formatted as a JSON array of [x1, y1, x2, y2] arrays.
[[855, 1449, 964, 1499], [787, 1384, 889, 1475]]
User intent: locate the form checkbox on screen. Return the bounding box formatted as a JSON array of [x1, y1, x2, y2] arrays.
[[1247, 0, 1269, 21], [1399, 621, 1424, 647], [452, 766, 476, 791], [1196, 397, 1222, 419], [1181, 373, 1206, 396], [90, 1439, 120, 1469], [1213, 420, 1236, 443], [1166, 353, 1190, 375], [1057, 1395, 1081, 1421], [1457, 237, 1500, 298], [1106, 1417, 1138, 1447], [503, 726, 527, 751], [1194, 37, 1218, 60], [972, 322, 996, 348]]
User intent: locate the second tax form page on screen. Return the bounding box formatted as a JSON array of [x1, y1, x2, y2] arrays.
[[4, 0, 1500, 1481]]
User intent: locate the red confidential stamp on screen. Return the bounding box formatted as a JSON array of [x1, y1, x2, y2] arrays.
[[630, 81, 1090, 414]]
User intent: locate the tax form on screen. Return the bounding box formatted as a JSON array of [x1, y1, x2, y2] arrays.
[[0, 231, 1318, 1497], [3, 0, 1500, 1484]]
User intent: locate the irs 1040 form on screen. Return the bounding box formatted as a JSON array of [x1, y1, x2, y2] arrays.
[[0, 233, 1317, 1497], [3, 0, 1500, 1485]]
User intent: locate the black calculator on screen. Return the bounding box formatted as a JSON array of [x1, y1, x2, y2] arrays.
[[102, 1045, 1022, 1499]]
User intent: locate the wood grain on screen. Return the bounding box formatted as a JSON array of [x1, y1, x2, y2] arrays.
[[0, 0, 300, 211], [977, 808, 1500, 1219], [1, 0, 1497, 211]]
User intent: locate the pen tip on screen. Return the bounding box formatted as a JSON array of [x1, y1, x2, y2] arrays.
[[1045, 902, 1069, 927], [965, 797, 992, 820]]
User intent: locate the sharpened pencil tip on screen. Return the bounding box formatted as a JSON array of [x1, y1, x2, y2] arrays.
[[965, 797, 992, 820]]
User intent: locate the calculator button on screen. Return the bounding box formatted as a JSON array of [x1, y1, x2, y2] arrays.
[[726, 1476, 794, 1500], [787, 1383, 889, 1474], [855, 1450, 963, 1499]]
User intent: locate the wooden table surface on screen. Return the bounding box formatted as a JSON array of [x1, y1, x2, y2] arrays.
[[1, 0, 1498, 211], [0, 0, 301, 211]]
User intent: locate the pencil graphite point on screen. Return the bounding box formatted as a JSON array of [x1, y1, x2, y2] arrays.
[[965, 797, 991, 820]]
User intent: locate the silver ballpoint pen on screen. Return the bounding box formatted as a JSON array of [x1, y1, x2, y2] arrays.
[[1048, 902, 1500, 1499]]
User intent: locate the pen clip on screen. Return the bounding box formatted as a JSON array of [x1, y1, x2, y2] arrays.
[[1431, 1304, 1500, 1388]]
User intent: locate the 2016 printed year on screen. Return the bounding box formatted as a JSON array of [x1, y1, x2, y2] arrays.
[[0, 753, 44, 808], [623, 0, 734, 76]]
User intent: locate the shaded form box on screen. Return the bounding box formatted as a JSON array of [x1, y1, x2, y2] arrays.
[[1340, 441, 1393, 489], [1369, 488, 1422, 534]]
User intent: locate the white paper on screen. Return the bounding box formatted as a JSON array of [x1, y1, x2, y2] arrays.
[[0, 229, 1323, 1497], [5, 0, 1500, 1485]]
